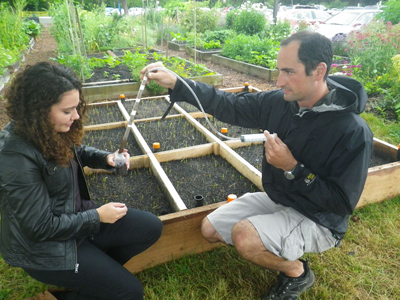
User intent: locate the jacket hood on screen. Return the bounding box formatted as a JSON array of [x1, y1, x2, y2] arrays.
[[323, 75, 368, 115]]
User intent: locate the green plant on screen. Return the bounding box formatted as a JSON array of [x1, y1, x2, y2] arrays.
[[202, 40, 221, 49], [346, 20, 400, 83], [170, 32, 187, 43], [222, 34, 279, 69], [231, 8, 266, 36], [22, 19, 42, 38], [55, 54, 92, 81]]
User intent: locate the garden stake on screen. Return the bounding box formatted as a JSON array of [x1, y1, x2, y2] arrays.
[[115, 73, 148, 175]]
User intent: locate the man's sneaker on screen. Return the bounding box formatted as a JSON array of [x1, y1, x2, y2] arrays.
[[262, 259, 315, 300]]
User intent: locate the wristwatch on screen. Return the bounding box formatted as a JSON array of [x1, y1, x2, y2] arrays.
[[284, 162, 304, 180]]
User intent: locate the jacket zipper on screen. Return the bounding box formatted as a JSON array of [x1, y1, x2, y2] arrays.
[[70, 157, 80, 273]]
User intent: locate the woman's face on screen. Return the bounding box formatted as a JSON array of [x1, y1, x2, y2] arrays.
[[50, 89, 80, 133]]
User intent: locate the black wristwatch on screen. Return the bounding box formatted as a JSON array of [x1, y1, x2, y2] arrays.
[[284, 162, 304, 180]]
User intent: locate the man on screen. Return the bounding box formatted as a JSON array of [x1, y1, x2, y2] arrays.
[[141, 31, 373, 299]]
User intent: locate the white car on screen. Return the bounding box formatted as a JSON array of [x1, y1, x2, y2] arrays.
[[279, 9, 331, 26], [109, 8, 124, 15], [128, 7, 144, 16], [317, 9, 381, 41]]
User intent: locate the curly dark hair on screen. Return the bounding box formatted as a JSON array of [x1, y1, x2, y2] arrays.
[[4, 62, 87, 166]]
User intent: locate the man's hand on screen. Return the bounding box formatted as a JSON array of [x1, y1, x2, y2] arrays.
[[263, 130, 297, 171], [140, 62, 178, 90]]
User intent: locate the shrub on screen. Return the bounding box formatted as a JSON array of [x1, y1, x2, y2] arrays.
[[232, 8, 266, 36]]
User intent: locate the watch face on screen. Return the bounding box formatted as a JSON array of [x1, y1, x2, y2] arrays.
[[284, 171, 295, 180]]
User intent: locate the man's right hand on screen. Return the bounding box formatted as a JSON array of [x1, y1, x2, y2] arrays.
[[140, 62, 178, 90]]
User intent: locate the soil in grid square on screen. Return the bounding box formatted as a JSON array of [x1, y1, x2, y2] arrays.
[[197, 117, 262, 138], [83, 127, 143, 156], [86, 104, 123, 125], [234, 144, 264, 172], [124, 98, 179, 119], [136, 117, 209, 151], [162, 154, 261, 209], [175, 102, 200, 113], [86, 168, 173, 216], [370, 149, 395, 167]]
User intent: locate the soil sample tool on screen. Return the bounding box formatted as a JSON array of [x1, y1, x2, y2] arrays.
[[116, 74, 148, 175]]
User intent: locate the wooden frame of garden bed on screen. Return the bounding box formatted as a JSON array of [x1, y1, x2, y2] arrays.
[[83, 88, 400, 274]]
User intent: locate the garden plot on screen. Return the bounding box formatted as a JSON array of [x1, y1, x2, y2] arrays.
[[83, 127, 143, 156], [162, 153, 261, 209], [81, 87, 400, 274], [123, 96, 180, 120], [136, 117, 210, 151], [86, 101, 124, 125], [86, 167, 173, 216]]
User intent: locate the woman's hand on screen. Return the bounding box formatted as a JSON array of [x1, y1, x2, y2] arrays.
[[96, 202, 127, 223], [107, 149, 130, 170], [140, 62, 177, 90]]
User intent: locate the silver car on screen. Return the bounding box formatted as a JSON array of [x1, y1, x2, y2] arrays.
[[317, 9, 381, 41]]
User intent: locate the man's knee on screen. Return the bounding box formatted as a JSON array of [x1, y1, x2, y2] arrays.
[[201, 217, 222, 243]]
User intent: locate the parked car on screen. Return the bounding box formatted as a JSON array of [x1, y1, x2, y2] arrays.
[[317, 9, 381, 41], [105, 7, 114, 16], [279, 9, 331, 26], [108, 8, 124, 15], [128, 7, 144, 16]]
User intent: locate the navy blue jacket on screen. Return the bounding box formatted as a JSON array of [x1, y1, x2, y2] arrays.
[[170, 75, 373, 236]]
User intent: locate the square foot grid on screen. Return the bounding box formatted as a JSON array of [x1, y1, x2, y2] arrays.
[[86, 103, 123, 125], [83, 127, 143, 156], [136, 117, 209, 151], [162, 154, 261, 209], [86, 168, 173, 216], [124, 98, 179, 119]]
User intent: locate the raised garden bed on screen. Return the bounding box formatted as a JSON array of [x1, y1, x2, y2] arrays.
[[82, 58, 223, 102], [82, 86, 400, 274], [211, 54, 278, 81], [168, 41, 187, 51], [185, 46, 222, 61]]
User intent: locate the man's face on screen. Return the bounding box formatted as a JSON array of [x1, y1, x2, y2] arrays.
[[275, 41, 319, 107]]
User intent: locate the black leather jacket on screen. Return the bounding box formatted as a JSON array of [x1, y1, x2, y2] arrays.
[[0, 122, 113, 271]]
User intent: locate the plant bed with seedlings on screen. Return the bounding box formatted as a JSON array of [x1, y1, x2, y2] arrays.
[[136, 116, 209, 151], [86, 167, 173, 216], [124, 97, 179, 120], [83, 127, 143, 156], [162, 154, 261, 209], [86, 101, 124, 125]]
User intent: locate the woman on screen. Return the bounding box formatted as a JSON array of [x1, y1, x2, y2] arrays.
[[0, 62, 163, 300]]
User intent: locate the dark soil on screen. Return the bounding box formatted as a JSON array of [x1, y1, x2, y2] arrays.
[[161, 154, 261, 209], [136, 117, 209, 151], [85, 63, 132, 83], [86, 168, 173, 216]]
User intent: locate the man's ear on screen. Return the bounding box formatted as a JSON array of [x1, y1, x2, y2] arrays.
[[315, 62, 327, 80]]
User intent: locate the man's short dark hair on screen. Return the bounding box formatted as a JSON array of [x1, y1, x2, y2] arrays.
[[281, 31, 333, 80]]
